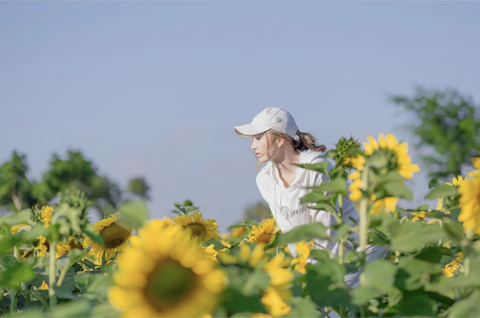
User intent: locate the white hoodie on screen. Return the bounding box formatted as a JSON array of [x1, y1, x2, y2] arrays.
[[256, 149, 359, 257]]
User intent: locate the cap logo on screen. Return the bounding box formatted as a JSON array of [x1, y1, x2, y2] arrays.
[[276, 117, 282, 123]]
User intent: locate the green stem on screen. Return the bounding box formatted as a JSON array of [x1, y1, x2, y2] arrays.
[[359, 165, 370, 255], [338, 193, 344, 219], [23, 288, 48, 308], [101, 250, 106, 273], [339, 305, 347, 318], [24, 283, 30, 304], [49, 239, 57, 308], [10, 289, 17, 312], [10, 246, 19, 312], [360, 305, 367, 318]]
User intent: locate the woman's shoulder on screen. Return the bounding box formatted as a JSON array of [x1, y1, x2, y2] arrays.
[[300, 149, 327, 164]]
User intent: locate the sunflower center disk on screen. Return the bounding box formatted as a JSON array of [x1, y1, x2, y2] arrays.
[[100, 223, 131, 248], [187, 223, 206, 239], [371, 149, 398, 172], [256, 233, 273, 244], [145, 260, 197, 310]]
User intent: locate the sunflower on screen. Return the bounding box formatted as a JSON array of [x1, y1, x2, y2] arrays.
[[370, 197, 399, 215], [83, 215, 132, 259], [218, 243, 264, 267], [436, 175, 466, 211], [35, 236, 83, 259], [203, 244, 219, 262], [39, 281, 49, 290], [40, 206, 53, 227], [231, 226, 246, 238], [348, 133, 419, 214], [172, 211, 219, 243], [262, 253, 293, 317], [411, 211, 427, 222], [109, 224, 225, 317], [248, 219, 278, 244], [290, 241, 313, 274], [35, 236, 49, 257], [441, 252, 464, 277], [56, 236, 83, 258], [361, 133, 420, 179], [458, 171, 480, 235]]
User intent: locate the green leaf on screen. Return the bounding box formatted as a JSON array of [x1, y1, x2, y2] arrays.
[[426, 273, 480, 293], [383, 182, 413, 200], [0, 259, 37, 288], [388, 221, 445, 253], [300, 190, 327, 204], [0, 210, 33, 226], [306, 259, 351, 307], [351, 260, 396, 305], [203, 239, 229, 251], [309, 249, 332, 261], [17, 224, 50, 242], [243, 270, 271, 296], [53, 267, 77, 299], [221, 288, 266, 315], [74, 272, 111, 301], [286, 297, 321, 318], [395, 258, 440, 291], [296, 161, 329, 175], [47, 299, 92, 318], [81, 223, 104, 245], [313, 178, 347, 195], [414, 246, 442, 264], [396, 290, 436, 317], [275, 223, 330, 246], [443, 219, 465, 243], [425, 184, 457, 199], [116, 200, 149, 230]]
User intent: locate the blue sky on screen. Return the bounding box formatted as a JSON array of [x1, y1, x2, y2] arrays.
[[1, 1, 479, 231]]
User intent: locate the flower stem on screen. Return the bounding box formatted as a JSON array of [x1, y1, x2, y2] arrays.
[[359, 165, 370, 255], [10, 289, 17, 313], [49, 239, 57, 308], [101, 250, 106, 273], [23, 287, 48, 308], [10, 246, 20, 312]]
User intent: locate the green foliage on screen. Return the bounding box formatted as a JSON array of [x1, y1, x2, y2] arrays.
[[390, 86, 480, 179], [126, 177, 150, 200], [0, 151, 34, 211], [243, 202, 272, 223]]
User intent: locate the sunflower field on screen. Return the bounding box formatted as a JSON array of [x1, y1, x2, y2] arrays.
[[1, 133, 480, 318]]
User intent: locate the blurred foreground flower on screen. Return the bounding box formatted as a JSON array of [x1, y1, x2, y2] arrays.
[[40, 205, 53, 227], [458, 157, 480, 235], [290, 241, 313, 274], [173, 211, 219, 242], [83, 215, 131, 259], [109, 224, 225, 317], [262, 253, 293, 317]]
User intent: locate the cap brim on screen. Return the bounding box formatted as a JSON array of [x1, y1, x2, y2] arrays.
[[234, 124, 270, 138]]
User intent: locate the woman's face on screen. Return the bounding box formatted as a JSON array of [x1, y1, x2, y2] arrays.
[[251, 133, 271, 163]]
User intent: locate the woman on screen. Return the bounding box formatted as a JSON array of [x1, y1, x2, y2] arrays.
[[234, 107, 385, 287]]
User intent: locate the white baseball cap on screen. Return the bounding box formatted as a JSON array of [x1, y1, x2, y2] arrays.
[[234, 107, 298, 138]]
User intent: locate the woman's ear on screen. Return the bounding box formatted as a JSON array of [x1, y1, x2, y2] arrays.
[[276, 137, 285, 147]]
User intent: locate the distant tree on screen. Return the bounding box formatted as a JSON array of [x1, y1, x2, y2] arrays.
[[244, 202, 272, 222], [0, 150, 150, 217], [31, 151, 122, 216], [0, 151, 34, 211], [127, 177, 150, 200], [390, 86, 480, 180]]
